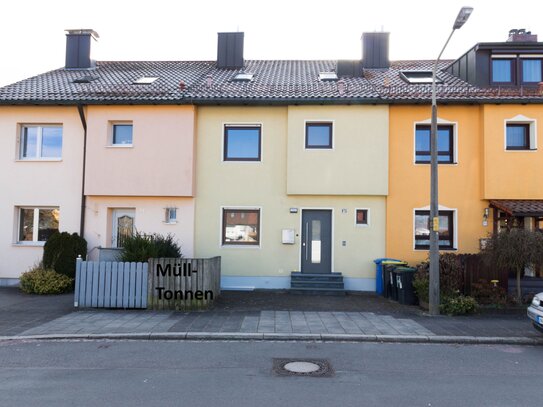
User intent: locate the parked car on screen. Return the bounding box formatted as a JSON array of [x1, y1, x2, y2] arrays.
[[527, 292, 543, 333]]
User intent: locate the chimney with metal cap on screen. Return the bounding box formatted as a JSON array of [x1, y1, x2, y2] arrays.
[[507, 28, 537, 42], [65, 29, 99, 69], [362, 32, 390, 69], [217, 32, 244, 69]]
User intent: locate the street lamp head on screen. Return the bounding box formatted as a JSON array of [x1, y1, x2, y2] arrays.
[[453, 7, 473, 30]]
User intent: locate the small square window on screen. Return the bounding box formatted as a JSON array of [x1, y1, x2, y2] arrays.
[[355, 209, 369, 226], [415, 125, 454, 164], [18, 207, 59, 243], [113, 124, 133, 145], [306, 123, 333, 149], [222, 209, 260, 245], [414, 210, 454, 250], [492, 59, 514, 84], [224, 126, 261, 161], [506, 123, 531, 150], [19, 125, 62, 159], [165, 208, 177, 224]]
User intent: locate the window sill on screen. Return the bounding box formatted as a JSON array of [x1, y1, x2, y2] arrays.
[[221, 244, 261, 249], [16, 158, 62, 162], [355, 224, 370, 228], [504, 149, 537, 152], [106, 144, 133, 148], [414, 247, 457, 251], [414, 162, 458, 165], [12, 242, 46, 247], [163, 221, 178, 225]]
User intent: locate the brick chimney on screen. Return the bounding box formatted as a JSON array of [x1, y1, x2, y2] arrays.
[[507, 29, 537, 43]]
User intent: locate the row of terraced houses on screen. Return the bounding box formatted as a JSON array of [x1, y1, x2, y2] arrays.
[[2, 28, 543, 291]]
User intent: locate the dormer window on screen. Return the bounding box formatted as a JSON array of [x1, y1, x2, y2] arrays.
[[133, 77, 158, 84], [319, 72, 338, 81], [521, 58, 542, 83], [491, 57, 514, 84], [233, 73, 254, 81], [400, 71, 442, 84]]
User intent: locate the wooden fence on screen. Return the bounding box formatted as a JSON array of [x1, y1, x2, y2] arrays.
[[147, 257, 221, 310], [74, 259, 148, 309], [458, 254, 509, 295]]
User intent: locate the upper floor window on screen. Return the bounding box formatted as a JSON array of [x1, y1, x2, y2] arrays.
[[521, 59, 542, 83], [20, 125, 62, 159], [18, 207, 59, 243], [306, 122, 333, 149], [491, 59, 514, 84], [112, 124, 133, 146], [224, 125, 261, 161], [415, 124, 454, 164], [506, 123, 531, 150]]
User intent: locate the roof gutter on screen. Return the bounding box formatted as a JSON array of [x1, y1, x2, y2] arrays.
[[77, 104, 87, 238]]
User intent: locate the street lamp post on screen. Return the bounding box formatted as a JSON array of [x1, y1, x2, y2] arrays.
[[429, 6, 473, 316]]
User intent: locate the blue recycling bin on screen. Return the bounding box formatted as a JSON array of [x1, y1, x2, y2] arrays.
[[373, 258, 404, 295]]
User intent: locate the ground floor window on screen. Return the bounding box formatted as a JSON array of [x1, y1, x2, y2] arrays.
[[18, 207, 59, 243], [222, 208, 260, 245], [414, 210, 454, 250]]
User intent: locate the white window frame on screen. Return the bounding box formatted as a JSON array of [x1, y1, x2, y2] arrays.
[[219, 206, 262, 249], [504, 115, 537, 152], [354, 208, 370, 227], [413, 118, 458, 165], [164, 207, 178, 224], [413, 205, 458, 251], [15, 206, 59, 245], [18, 124, 63, 160], [108, 122, 134, 147]]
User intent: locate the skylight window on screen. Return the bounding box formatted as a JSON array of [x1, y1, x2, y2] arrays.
[[233, 73, 254, 81], [400, 71, 443, 84], [73, 75, 99, 84], [319, 72, 338, 81], [133, 77, 159, 84]]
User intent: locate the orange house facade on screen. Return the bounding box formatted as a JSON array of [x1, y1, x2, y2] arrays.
[[387, 104, 543, 264]]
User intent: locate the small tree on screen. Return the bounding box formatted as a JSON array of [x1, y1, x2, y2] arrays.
[[482, 229, 543, 302]]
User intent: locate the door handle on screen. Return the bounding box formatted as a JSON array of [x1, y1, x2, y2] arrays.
[[305, 222, 309, 261]]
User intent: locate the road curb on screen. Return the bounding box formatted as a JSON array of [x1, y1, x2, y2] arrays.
[[1, 332, 542, 345]]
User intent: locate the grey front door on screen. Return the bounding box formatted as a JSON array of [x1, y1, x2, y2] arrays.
[[301, 210, 332, 274]]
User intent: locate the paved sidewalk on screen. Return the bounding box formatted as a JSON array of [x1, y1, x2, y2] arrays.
[[0, 288, 540, 343], [19, 310, 435, 337]]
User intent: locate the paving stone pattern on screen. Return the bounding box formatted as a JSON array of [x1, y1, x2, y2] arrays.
[[20, 310, 435, 336]]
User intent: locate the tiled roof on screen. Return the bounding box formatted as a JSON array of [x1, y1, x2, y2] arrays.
[[490, 200, 543, 217], [1, 59, 543, 104]]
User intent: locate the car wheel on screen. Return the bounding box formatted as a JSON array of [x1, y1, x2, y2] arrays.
[[532, 322, 543, 334]]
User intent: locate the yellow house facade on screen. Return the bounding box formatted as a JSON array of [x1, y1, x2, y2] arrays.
[[194, 105, 388, 290]]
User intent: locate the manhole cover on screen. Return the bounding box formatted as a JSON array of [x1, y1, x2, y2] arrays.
[[273, 358, 333, 377]]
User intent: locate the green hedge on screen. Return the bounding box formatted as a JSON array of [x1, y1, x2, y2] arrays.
[[43, 232, 87, 279]]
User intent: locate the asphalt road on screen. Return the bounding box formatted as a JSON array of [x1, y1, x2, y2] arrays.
[[0, 340, 539, 406]]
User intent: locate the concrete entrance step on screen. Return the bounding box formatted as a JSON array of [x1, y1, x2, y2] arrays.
[[289, 272, 345, 295]]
